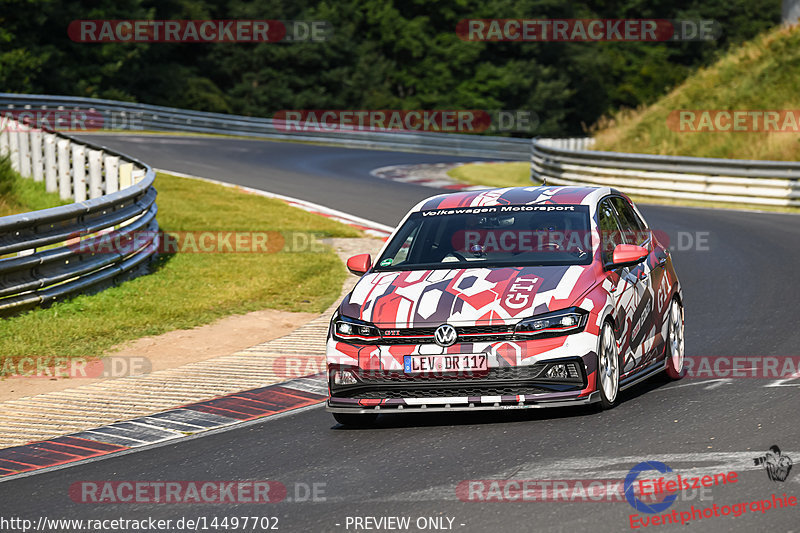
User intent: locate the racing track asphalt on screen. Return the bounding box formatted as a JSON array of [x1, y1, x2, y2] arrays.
[[1, 135, 798, 533]]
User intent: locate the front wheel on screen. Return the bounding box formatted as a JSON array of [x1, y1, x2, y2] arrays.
[[332, 412, 378, 427], [596, 321, 621, 410], [664, 299, 685, 380]]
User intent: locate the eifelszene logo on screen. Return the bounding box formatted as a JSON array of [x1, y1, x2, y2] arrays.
[[624, 461, 678, 514]]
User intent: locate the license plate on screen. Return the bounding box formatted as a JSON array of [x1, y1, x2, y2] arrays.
[[403, 354, 488, 374]]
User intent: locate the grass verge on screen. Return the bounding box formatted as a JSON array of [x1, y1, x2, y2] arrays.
[[0, 171, 361, 359], [591, 25, 800, 161], [447, 162, 530, 189], [447, 162, 800, 214], [0, 156, 70, 217]]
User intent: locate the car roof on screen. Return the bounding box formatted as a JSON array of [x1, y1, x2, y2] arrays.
[[412, 186, 620, 213]]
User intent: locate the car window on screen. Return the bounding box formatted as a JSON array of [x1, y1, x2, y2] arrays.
[[374, 205, 593, 271], [598, 199, 624, 264], [610, 196, 648, 246], [381, 226, 418, 266]]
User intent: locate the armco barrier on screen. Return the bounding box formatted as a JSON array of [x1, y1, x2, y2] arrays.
[[0, 94, 531, 160], [0, 117, 158, 316], [531, 137, 800, 207]]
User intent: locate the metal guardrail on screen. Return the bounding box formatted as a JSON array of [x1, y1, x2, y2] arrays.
[[0, 117, 158, 316], [532, 138, 800, 207], [0, 94, 531, 160]]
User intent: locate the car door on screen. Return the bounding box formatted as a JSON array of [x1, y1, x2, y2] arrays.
[[597, 198, 641, 374], [609, 196, 662, 365]]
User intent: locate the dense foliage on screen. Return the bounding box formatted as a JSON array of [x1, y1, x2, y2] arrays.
[[0, 0, 780, 135]]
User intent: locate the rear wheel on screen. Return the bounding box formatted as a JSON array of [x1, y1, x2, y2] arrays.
[[332, 412, 378, 427], [597, 321, 621, 410], [664, 299, 685, 380]]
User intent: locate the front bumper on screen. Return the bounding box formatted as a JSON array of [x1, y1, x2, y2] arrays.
[[326, 355, 598, 413], [326, 320, 602, 413], [327, 391, 600, 413]]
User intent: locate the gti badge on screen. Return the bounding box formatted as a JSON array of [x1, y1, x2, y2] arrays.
[[434, 324, 457, 347]]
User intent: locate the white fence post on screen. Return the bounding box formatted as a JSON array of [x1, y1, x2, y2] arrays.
[[104, 155, 120, 194], [8, 120, 20, 171], [119, 162, 133, 189], [0, 120, 8, 157], [132, 168, 145, 184], [57, 139, 72, 200], [44, 134, 57, 192], [72, 144, 86, 201], [87, 149, 103, 198], [31, 130, 43, 182], [18, 127, 31, 177]]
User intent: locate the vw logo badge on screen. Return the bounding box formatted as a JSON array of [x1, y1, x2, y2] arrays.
[[434, 324, 458, 347]]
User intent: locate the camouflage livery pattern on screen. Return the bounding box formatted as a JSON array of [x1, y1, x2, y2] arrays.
[[327, 186, 683, 411]]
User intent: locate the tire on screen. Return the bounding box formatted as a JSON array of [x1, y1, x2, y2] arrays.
[[332, 412, 378, 427], [664, 298, 685, 380], [596, 321, 621, 410]]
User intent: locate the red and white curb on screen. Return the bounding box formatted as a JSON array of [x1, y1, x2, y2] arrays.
[[0, 375, 327, 480], [370, 162, 495, 191], [156, 169, 394, 238]]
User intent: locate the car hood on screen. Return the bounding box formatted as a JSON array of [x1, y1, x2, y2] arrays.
[[339, 265, 597, 328]]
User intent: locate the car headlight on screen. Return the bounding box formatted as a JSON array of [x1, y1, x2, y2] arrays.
[[514, 307, 588, 338], [331, 314, 381, 342]]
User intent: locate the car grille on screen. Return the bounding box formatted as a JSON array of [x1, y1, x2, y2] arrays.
[[353, 364, 547, 383], [331, 359, 585, 400], [347, 386, 552, 399], [378, 324, 515, 345]]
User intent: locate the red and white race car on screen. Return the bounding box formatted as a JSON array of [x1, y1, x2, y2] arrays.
[[326, 186, 684, 426]]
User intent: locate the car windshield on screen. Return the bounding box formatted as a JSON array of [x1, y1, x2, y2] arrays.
[[374, 205, 593, 271]]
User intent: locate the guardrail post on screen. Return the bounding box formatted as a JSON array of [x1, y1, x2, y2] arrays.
[[132, 168, 145, 184], [18, 127, 31, 177], [0, 121, 8, 157], [72, 144, 86, 201], [119, 162, 133, 189], [44, 134, 57, 192], [57, 139, 72, 199], [87, 149, 103, 198], [8, 120, 20, 171], [31, 130, 43, 182], [57, 139, 71, 200], [104, 155, 120, 193]]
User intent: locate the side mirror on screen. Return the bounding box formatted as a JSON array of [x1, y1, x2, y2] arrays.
[[346, 254, 372, 276], [607, 244, 648, 270]]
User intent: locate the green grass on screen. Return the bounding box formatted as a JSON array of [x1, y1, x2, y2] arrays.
[[0, 171, 361, 359], [447, 162, 531, 188], [592, 25, 800, 161], [0, 156, 70, 217]]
